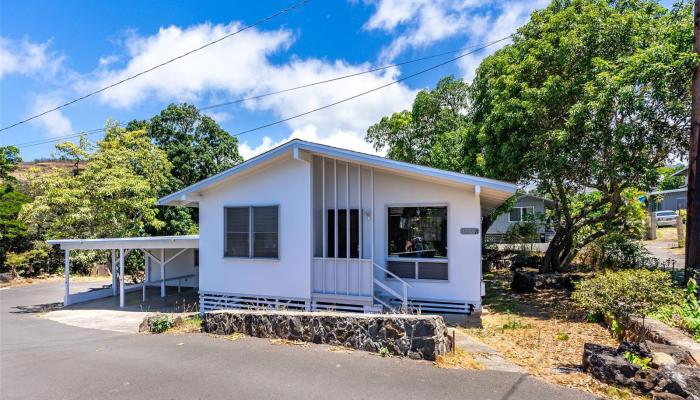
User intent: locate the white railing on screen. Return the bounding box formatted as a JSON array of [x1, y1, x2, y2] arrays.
[[373, 262, 411, 311], [312, 258, 373, 297]]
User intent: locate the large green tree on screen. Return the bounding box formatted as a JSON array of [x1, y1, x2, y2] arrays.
[[0, 146, 30, 267], [471, 0, 695, 272], [127, 103, 244, 235]]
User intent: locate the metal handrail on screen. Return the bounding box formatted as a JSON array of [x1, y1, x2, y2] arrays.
[[373, 262, 410, 310]]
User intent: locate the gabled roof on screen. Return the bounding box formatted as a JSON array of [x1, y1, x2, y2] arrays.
[[157, 139, 517, 210], [517, 194, 555, 208]]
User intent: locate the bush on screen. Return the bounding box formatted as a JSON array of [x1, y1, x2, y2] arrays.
[[150, 315, 172, 334], [5, 245, 50, 277], [572, 269, 679, 321], [652, 278, 700, 341], [578, 233, 649, 270]]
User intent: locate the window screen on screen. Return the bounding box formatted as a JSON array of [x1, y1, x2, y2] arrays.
[[253, 206, 278, 258], [225, 206, 279, 258], [225, 207, 249, 257]]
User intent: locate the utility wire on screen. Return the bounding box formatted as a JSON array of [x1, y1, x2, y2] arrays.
[[229, 36, 511, 137], [0, 0, 309, 133], [13, 35, 512, 149], [199, 37, 508, 111]]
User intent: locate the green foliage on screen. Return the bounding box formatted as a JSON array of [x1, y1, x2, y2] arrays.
[[0, 184, 31, 266], [0, 145, 21, 183], [366, 76, 471, 172], [652, 278, 700, 341], [378, 346, 390, 357], [5, 243, 51, 277], [656, 165, 686, 191], [624, 351, 652, 370], [572, 269, 679, 321], [471, 0, 695, 272], [501, 310, 531, 330], [150, 315, 172, 334], [578, 233, 650, 270], [554, 332, 570, 341], [127, 103, 243, 235]]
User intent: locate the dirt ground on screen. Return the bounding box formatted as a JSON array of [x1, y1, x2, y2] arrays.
[[461, 270, 647, 400]]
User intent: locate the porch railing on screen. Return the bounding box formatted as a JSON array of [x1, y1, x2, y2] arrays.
[[372, 262, 411, 311], [312, 258, 373, 297]]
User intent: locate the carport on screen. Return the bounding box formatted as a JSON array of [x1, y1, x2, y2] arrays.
[[47, 236, 199, 308]]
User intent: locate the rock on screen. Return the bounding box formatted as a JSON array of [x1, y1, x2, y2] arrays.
[[652, 392, 686, 400], [511, 270, 537, 293], [202, 310, 450, 361], [583, 343, 639, 387]]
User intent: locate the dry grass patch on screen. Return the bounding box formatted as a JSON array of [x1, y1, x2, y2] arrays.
[[462, 270, 647, 400], [269, 338, 310, 347], [435, 347, 484, 370], [166, 315, 203, 334]]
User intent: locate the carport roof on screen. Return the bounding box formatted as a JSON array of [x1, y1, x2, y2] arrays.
[[46, 235, 199, 250]]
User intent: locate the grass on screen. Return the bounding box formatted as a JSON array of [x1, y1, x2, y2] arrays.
[[165, 314, 203, 334], [435, 347, 485, 370], [461, 269, 647, 400]]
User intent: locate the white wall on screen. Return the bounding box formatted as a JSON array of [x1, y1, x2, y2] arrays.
[[372, 170, 482, 304], [198, 154, 312, 299], [147, 248, 198, 288]]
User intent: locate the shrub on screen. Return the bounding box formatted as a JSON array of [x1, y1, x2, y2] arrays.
[[624, 351, 651, 370], [578, 233, 649, 270], [150, 316, 172, 334], [572, 269, 679, 321], [652, 278, 700, 341]]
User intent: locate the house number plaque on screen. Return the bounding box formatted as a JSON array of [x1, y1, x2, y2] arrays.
[[460, 228, 479, 235]]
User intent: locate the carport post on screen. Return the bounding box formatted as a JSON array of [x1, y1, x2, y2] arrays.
[[111, 250, 116, 296], [64, 249, 70, 306], [119, 248, 125, 308], [160, 248, 165, 298], [143, 252, 149, 302]]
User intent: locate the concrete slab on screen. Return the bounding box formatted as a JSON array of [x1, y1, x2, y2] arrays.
[[451, 329, 526, 373], [42, 309, 149, 333]]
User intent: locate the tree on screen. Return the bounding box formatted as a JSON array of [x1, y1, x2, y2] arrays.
[[54, 135, 91, 176], [0, 145, 21, 184], [470, 0, 696, 272], [127, 103, 244, 235], [19, 123, 173, 273], [365, 77, 514, 235], [657, 165, 686, 191]]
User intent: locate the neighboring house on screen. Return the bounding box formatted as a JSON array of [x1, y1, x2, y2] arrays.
[[649, 167, 687, 212], [49, 139, 516, 315], [485, 194, 554, 243]]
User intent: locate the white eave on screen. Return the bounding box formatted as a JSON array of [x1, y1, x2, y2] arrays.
[[157, 139, 517, 210], [649, 187, 687, 196], [46, 235, 199, 250]]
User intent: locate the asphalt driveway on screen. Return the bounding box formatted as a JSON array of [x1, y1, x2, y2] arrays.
[[0, 281, 596, 400]]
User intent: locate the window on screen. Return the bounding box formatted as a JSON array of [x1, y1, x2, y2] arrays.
[[388, 206, 447, 258], [326, 209, 359, 258], [225, 206, 278, 258], [509, 206, 534, 222], [194, 249, 199, 267], [387, 206, 448, 280]]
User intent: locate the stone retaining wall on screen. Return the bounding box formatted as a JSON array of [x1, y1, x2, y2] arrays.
[[623, 317, 700, 365], [202, 310, 450, 360]]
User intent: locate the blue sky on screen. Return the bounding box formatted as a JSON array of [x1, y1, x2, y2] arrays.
[[0, 0, 676, 160]]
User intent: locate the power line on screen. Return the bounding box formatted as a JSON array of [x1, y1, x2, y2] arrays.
[[13, 35, 512, 149], [0, 0, 309, 133], [229, 36, 511, 137], [199, 37, 508, 111]]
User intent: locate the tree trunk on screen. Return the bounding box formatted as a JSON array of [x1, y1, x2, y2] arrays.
[[541, 227, 574, 273]]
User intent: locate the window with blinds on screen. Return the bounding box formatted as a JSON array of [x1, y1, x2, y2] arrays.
[[225, 206, 279, 258]]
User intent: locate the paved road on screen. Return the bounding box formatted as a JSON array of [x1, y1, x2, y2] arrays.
[[0, 281, 595, 400]]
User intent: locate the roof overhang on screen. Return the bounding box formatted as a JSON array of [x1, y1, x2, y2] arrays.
[[649, 187, 687, 196], [157, 139, 517, 212], [46, 235, 199, 251]]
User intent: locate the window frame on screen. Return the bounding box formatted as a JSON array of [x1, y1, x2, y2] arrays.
[[508, 206, 535, 223], [385, 203, 449, 282], [223, 205, 280, 260]]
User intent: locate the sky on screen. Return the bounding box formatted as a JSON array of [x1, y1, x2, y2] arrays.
[[0, 0, 675, 161]]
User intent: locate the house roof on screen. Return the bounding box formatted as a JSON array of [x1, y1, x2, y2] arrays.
[[649, 187, 687, 196], [157, 139, 517, 212], [47, 235, 199, 250], [517, 194, 555, 208]]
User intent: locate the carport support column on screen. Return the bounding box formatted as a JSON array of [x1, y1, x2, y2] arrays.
[[111, 250, 116, 296], [160, 248, 165, 298], [119, 248, 125, 308], [64, 249, 70, 306]]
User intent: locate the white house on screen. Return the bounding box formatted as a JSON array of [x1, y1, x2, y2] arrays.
[[49, 139, 516, 315]]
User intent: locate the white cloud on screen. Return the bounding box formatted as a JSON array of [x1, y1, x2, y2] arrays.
[[0, 37, 63, 79], [239, 124, 384, 160], [30, 93, 73, 137], [77, 22, 293, 108], [364, 0, 548, 77], [75, 21, 416, 157]]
